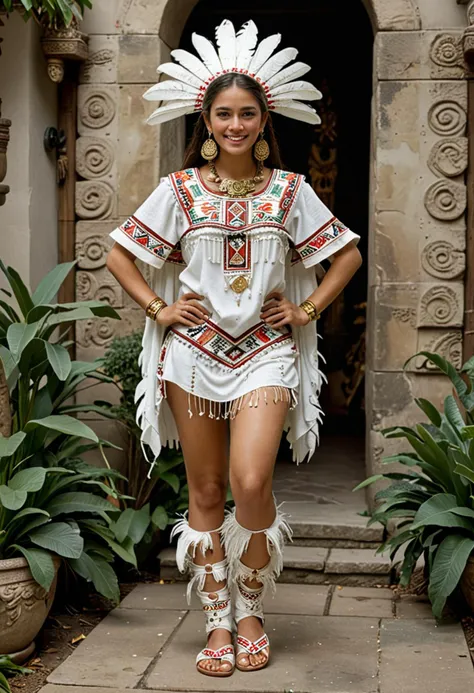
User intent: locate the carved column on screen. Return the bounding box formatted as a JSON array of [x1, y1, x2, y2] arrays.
[[462, 0, 474, 359]]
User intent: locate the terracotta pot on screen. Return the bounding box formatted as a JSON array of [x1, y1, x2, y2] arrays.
[[460, 554, 474, 613], [0, 556, 61, 660]]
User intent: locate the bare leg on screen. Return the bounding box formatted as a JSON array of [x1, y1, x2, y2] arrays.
[[228, 387, 290, 669], [165, 382, 231, 674]]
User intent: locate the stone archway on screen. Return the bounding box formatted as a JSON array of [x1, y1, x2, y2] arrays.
[[75, 0, 468, 502]]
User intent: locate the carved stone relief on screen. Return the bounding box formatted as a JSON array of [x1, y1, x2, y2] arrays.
[[424, 179, 467, 221], [418, 284, 463, 327], [391, 308, 417, 328], [414, 331, 463, 372], [427, 138, 468, 178], [421, 240, 465, 280], [82, 49, 115, 80], [76, 233, 111, 270], [76, 181, 114, 219], [76, 136, 115, 180], [79, 89, 116, 130], [429, 34, 463, 69], [76, 270, 123, 308], [428, 100, 467, 137]]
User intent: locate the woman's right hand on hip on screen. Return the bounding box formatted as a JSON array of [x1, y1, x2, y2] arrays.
[[156, 292, 210, 327]]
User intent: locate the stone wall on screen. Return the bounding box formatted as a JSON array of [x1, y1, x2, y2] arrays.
[[75, 0, 470, 494]]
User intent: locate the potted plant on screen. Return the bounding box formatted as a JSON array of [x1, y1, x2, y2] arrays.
[[0, 0, 91, 28], [355, 351, 474, 619], [0, 259, 144, 659]]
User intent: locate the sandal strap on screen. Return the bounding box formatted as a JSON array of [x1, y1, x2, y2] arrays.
[[197, 585, 233, 634], [196, 644, 235, 665], [237, 634, 269, 655], [186, 558, 228, 603], [233, 561, 269, 624]]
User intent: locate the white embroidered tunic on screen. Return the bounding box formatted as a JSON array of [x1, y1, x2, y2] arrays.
[[109, 167, 359, 472]]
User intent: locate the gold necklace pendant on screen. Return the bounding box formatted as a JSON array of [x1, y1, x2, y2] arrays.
[[230, 275, 249, 293], [219, 177, 256, 197]]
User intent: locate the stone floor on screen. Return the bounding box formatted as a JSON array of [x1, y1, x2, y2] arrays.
[[40, 581, 473, 693]]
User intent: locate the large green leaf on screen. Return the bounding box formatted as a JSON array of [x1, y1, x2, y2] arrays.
[[45, 342, 72, 381], [69, 552, 119, 603], [6, 322, 38, 358], [0, 485, 27, 510], [352, 474, 384, 492], [411, 493, 474, 530], [114, 506, 150, 544], [25, 415, 99, 442], [9, 467, 46, 492], [47, 492, 115, 517], [12, 545, 56, 591], [31, 262, 76, 306], [428, 534, 474, 618], [0, 261, 34, 318], [45, 307, 95, 326], [58, 301, 120, 319], [151, 505, 168, 531], [79, 519, 137, 566], [28, 521, 83, 558], [454, 464, 474, 485], [415, 398, 442, 427], [444, 395, 465, 436], [0, 431, 26, 458], [161, 472, 180, 493], [406, 351, 467, 399]]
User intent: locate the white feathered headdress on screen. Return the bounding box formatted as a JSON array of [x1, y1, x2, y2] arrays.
[[143, 19, 322, 126]]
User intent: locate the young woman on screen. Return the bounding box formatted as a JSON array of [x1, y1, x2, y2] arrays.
[[106, 19, 362, 678]]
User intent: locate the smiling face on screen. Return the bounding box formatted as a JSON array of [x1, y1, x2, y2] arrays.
[[203, 84, 268, 158]]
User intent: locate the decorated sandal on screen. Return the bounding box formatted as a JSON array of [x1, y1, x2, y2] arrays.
[[170, 514, 235, 677], [221, 503, 293, 672]]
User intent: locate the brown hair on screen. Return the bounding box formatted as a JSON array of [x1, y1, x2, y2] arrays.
[[182, 73, 283, 169]]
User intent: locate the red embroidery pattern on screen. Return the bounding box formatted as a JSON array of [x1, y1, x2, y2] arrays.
[[295, 217, 349, 263], [237, 635, 269, 654], [119, 216, 175, 263]]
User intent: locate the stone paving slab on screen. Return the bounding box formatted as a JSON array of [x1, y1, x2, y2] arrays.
[[379, 619, 473, 693], [326, 548, 391, 574], [146, 612, 379, 692], [283, 545, 328, 570], [395, 595, 435, 619], [119, 582, 330, 616], [334, 586, 395, 600], [47, 608, 183, 688], [329, 587, 394, 618]]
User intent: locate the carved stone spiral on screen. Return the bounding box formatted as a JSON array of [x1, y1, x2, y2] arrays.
[[416, 332, 462, 371], [421, 241, 465, 280], [429, 34, 462, 68], [76, 181, 114, 219], [428, 101, 467, 137], [424, 180, 466, 221], [419, 286, 459, 326], [80, 91, 115, 129], [76, 271, 121, 307], [77, 318, 116, 348], [427, 138, 468, 178], [76, 137, 114, 179], [76, 235, 109, 269]]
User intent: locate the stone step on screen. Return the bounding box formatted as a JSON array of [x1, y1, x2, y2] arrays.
[[158, 544, 393, 587]]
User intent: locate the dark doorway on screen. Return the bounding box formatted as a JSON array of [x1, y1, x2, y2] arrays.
[[180, 0, 372, 438]]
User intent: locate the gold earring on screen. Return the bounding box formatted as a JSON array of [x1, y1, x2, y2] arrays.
[[254, 131, 270, 162], [201, 132, 218, 161]]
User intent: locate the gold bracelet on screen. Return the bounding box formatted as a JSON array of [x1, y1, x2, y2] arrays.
[[299, 299, 321, 322], [145, 296, 167, 320]]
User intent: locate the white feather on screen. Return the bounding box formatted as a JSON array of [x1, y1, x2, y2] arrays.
[[192, 32, 223, 75], [258, 47, 298, 83], [146, 101, 196, 126], [236, 20, 258, 70], [272, 101, 321, 125], [266, 62, 311, 88], [170, 49, 212, 82], [143, 82, 199, 102], [215, 19, 236, 70], [271, 81, 322, 101], [158, 61, 204, 90], [247, 33, 281, 74]]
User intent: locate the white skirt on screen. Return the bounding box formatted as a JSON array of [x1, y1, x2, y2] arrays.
[[158, 330, 300, 419]]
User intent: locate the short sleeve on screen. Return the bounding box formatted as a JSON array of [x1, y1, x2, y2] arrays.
[[289, 181, 360, 268], [109, 177, 185, 268]]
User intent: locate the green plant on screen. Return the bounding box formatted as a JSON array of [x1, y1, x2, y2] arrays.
[[0, 259, 146, 603], [0, 0, 92, 27], [100, 332, 188, 563], [355, 351, 474, 619], [0, 656, 31, 693]]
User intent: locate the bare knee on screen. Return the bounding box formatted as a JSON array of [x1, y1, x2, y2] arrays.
[[190, 479, 227, 513], [230, 473, 272, 508]]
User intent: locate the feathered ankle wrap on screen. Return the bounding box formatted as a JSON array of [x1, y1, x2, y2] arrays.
[[170, 512, 227, 604], [221, 502, 293, 601]]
